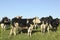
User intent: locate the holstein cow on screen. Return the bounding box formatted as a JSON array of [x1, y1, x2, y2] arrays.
[[0, 17, 11, 31], [40, 16, 59, 33], [10, 16, 22, 36], [10, 16, 35, 36], [40, 16, 53, 33]]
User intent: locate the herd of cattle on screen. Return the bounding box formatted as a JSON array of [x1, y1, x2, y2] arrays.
[[0, 16, 60, 37]]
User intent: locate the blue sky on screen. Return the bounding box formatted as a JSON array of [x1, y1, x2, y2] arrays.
[[0, 0, 60, 19]]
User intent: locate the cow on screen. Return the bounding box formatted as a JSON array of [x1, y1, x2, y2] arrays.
[[10, 16, 22, 36], [0, 17, 11, 31], [10, 16, 35, 36], [40, 16, 53, 33], [40, 16, 59, 33]]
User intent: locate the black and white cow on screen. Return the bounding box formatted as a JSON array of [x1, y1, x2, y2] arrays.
[[40, 16, 59, 33], [10, 16, 35, 36], [40, 17, 50, 33], [0, 17, 11, 31], [40, 16, 52, 33]]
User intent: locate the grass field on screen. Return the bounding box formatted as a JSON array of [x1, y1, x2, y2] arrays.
[[0, 25, 60, 40]]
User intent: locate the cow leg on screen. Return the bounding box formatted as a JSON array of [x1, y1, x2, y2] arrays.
[[28, 28, 32, 37], [28, 31, 29, 36], [17, 27, 21, 34], [30, 32, 32, 37], [13, 27, 16, 36], [43, 28, 45, 33], [10, 26, 16, 36], [47, 26, 49, 33], [41, 28, 43, 33], [28, 30, 32, 37], [4, 25, 6, 31], [1, 23, 5, 31], [35, 24, 36, 29], [1, 24, 4, 31], [41, 25, 43, 33], [41, 24, 46, 33], [43, 23, 46, 33], [28, 28, 30, 36], [10, 28, 13, 36], [41, 25, 45, 33], [10, 26, 14, 36], [49, 24, 52, 29]]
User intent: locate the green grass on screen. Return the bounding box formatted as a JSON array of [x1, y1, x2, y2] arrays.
[[0, 25, 60, 40]]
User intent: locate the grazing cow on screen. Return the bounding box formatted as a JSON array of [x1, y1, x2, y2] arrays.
[[0, 17, 11, 31]]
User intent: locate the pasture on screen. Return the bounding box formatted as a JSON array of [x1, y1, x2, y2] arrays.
[[0, 25, 60, 40]]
